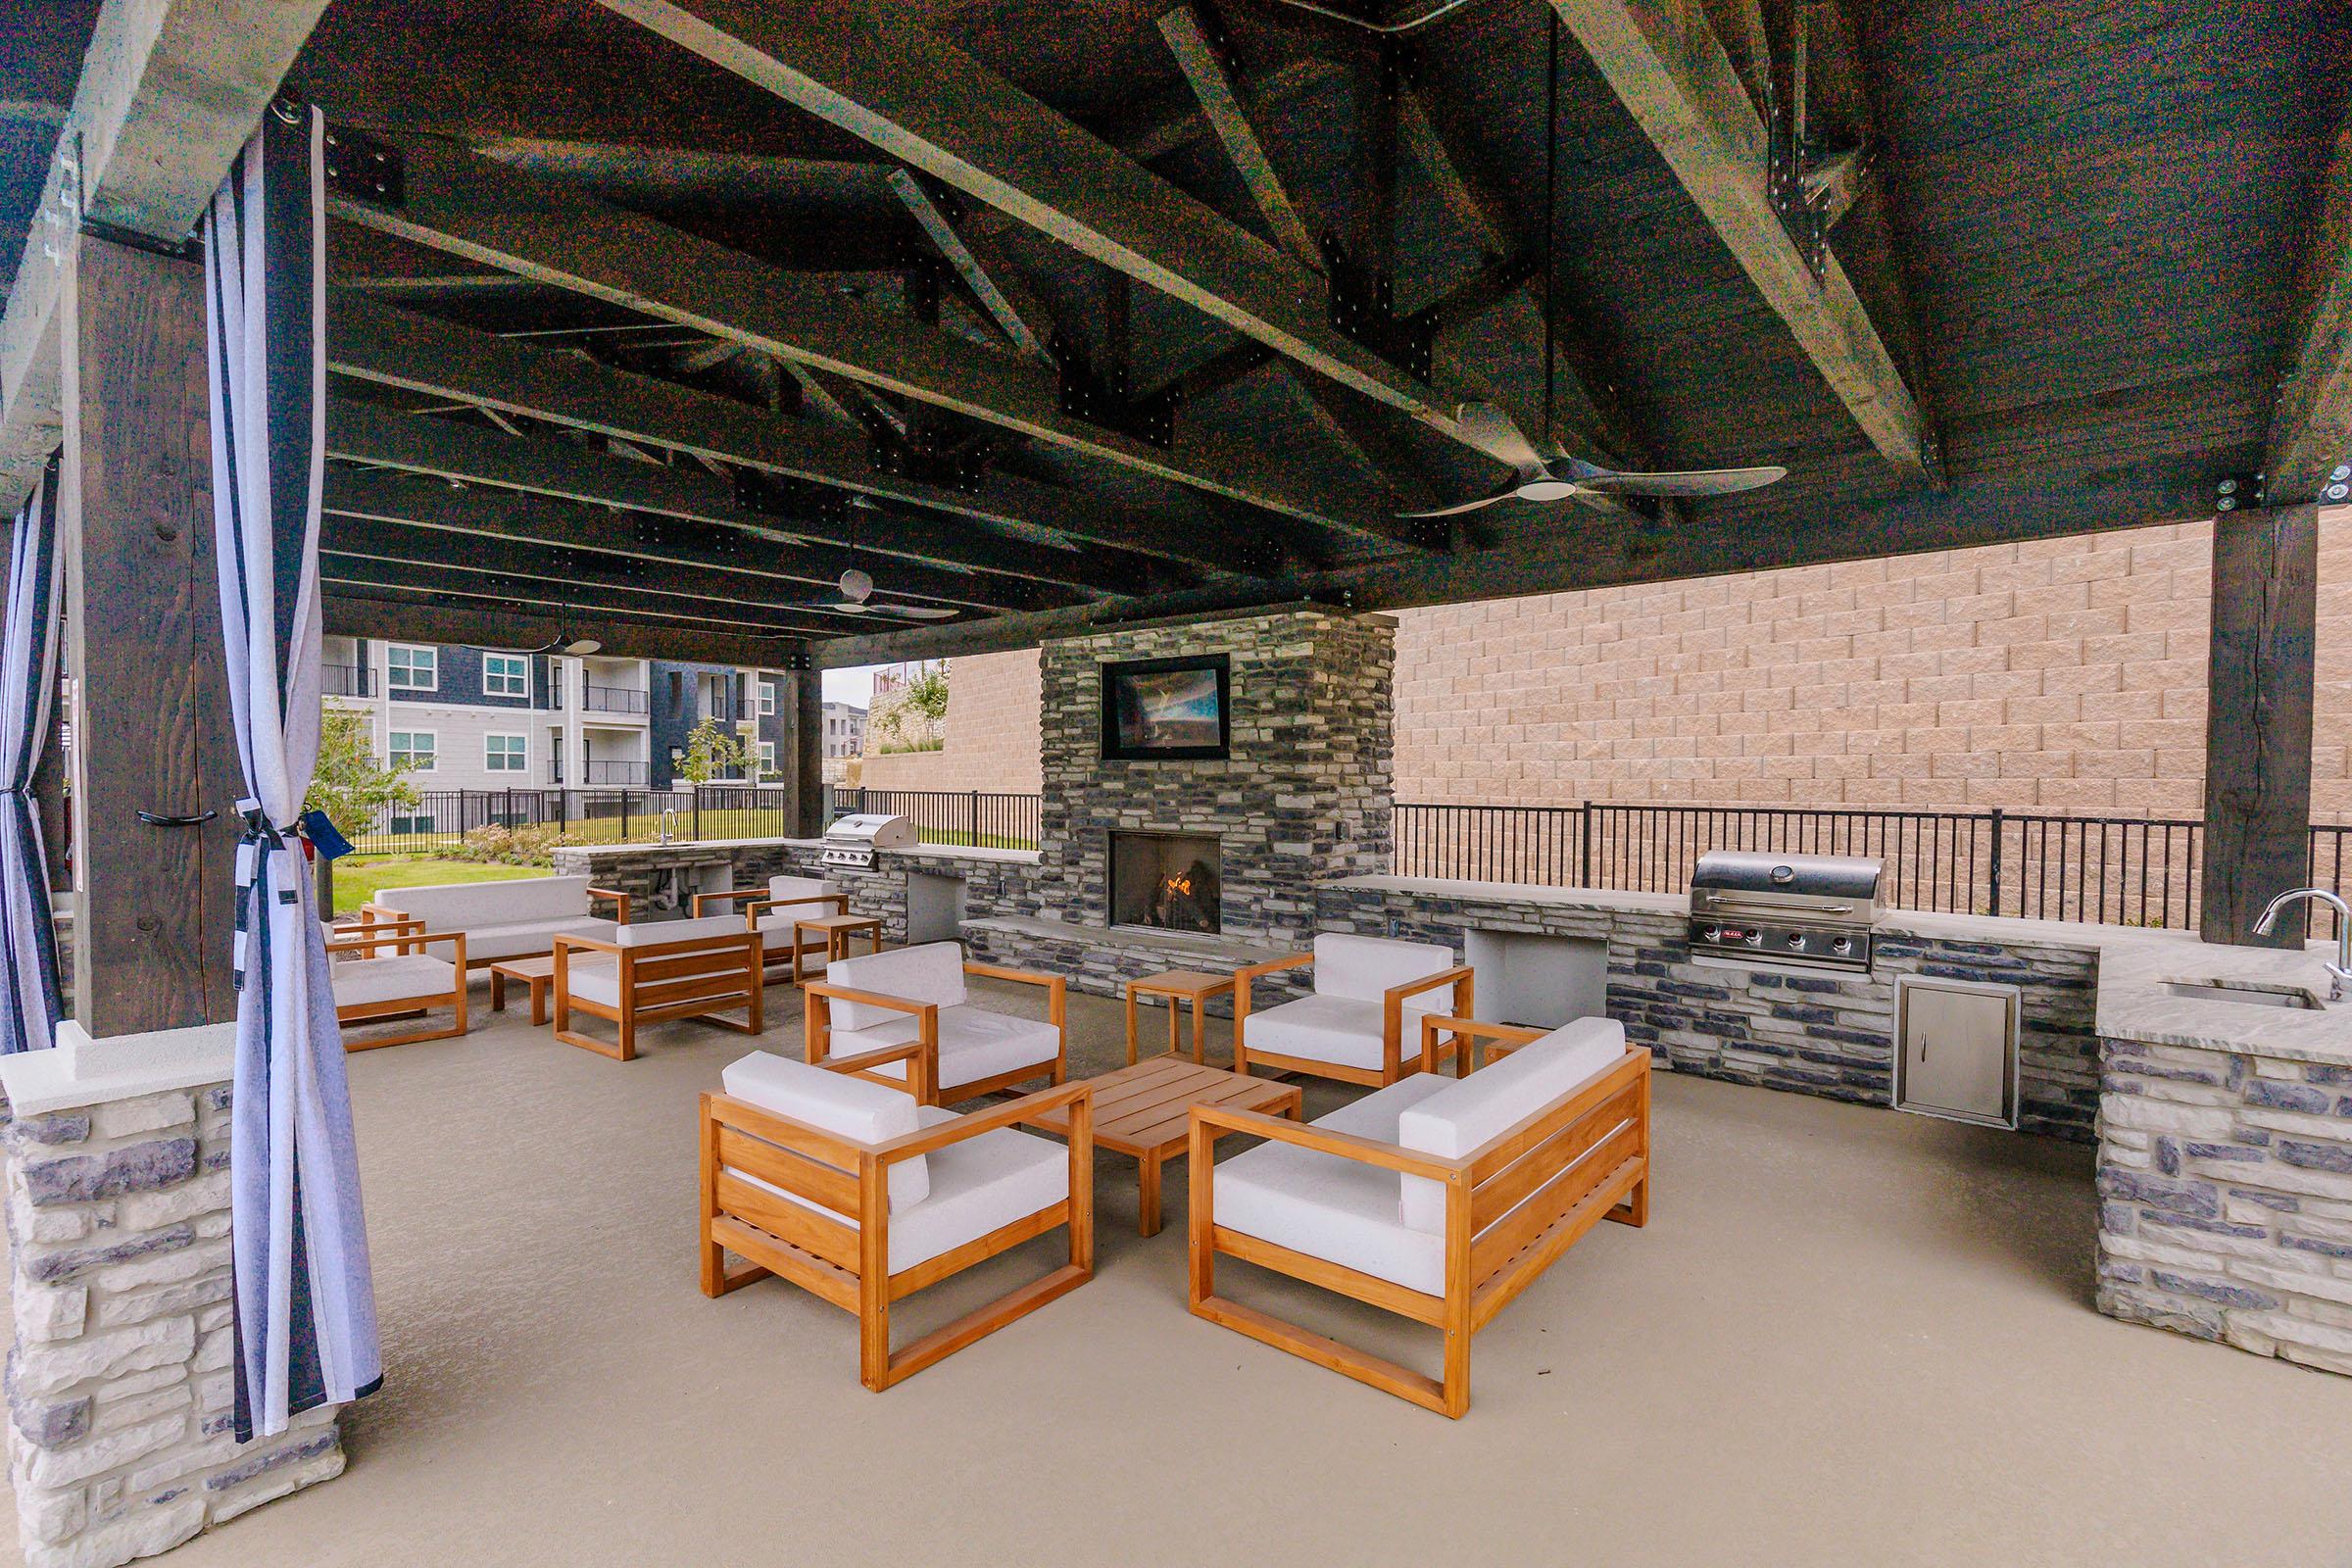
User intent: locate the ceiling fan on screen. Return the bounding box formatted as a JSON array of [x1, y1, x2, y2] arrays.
[[1402, 14, 1788, 520], [815, 501, 959, 621]]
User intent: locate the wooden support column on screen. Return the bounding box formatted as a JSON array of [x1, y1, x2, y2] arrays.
[[62, 238, 243, 1032], [2200, 502, 2320, 947], [789, 665, 825, 839]]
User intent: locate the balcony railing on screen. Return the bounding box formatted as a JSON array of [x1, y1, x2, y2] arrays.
[[583, 685, 649, 714], [321, 663, 370, 697], [584, 760, 649, 785]]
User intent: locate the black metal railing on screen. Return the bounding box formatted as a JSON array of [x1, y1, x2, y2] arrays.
[[321, 663, 370, 697], [583, 685, 650, 714], [1396, 802, 2350, 937], [583, 760, 649, 785], [824, 786, 1043, 851]]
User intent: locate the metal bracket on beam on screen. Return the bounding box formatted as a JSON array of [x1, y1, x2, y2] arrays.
[[323, 125, 405, 209], [1319, 235, 1434, 383], [2214, 472, 2266, 513], [2321, 462, 2352, 506], [1051, 335, 1177, 450], [1766, 125, 1828, 280], [734, 469, 852, 528], [856, 401, 997, 494]]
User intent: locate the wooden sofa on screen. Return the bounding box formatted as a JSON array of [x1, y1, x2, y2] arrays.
[[1189, 1015, 1650, 1417], [1234, 932, 1475, 1087], [550, 915, 761, 1060], [361, 873, 629, 967], [803, 941, 1065, 1105], [693, 874, 850, 980], [701, 1050, 1094, 1391]]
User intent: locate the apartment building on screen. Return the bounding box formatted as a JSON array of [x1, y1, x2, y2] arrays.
[[323, 636, 774, 796]]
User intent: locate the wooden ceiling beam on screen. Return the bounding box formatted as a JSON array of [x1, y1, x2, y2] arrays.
[[326, 289, 1238, 570], [323, 589, 804, 666], [319, 561, 820, 640], [322, 401, 1099, 609], [1156, 5, 1323, 268], [325, 140, 1384, 539], [885, 169, 1052, 361], [1548, 0, 1930, 478], [592, 0, 1528, 477], [2265, 109, 2352, 503], [0, 0, 334, 510]]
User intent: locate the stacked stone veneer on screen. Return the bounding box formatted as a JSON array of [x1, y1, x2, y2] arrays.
[[3, 1081, 342, 1567], [1317, 885, 2102, 1141], [1027, 611, 1395, 947], [2097, 1040, 2352, 1373]]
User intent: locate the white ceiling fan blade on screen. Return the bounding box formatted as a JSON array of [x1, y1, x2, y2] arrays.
[[827, 599, 874, 613], [1397, 480, 1523, 519], [1578, 464, 1789, 498], [1450, 401, 1549, 474], [872, 604, 959, 620]]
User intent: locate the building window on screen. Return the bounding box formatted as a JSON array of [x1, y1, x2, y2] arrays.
[[387, 645, 437, 693], [389, 813, 437, 837], [760, 678, 777, 716], [758, 741, 776, 777], [485, 734, 527, 772], [389, 731, 436, 771], [482, 653, 528, 698]]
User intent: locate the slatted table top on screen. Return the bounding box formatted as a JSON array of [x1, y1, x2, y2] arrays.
[[1126, 967, 1238, 1000], [1028, 1055, 1300, 1157]]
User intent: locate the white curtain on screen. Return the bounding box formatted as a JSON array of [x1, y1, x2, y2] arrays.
[[0, 457, 64, 1054], [205, 101, 382, 1442]]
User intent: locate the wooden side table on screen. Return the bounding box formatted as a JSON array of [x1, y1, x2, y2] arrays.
[[488, 955, 558, 1026], [789, 913, 885, 984], [1124, 967, 1237, 1066]]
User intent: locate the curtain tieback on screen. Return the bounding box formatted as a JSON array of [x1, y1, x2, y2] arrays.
[[231, 798, 307, 987]]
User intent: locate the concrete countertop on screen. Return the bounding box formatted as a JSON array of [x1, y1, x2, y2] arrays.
[[557, 836, 1042, 866], [1327, 873, 2352, 1067]]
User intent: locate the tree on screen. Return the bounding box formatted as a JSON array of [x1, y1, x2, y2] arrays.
[[674, 715, 754, 784], [308, 708, 420, 835], [875, 662, 951, 753]]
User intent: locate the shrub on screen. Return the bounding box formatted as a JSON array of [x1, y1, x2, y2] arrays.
[[448, 823, 573, 865]]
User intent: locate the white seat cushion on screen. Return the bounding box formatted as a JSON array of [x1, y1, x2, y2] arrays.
[[467, 916, 619, 962], [840, 1005, 1059, 1092], [561, 956, 623, 1010], [1396, 1017, 1630, 1234], [375, 874, 598, 931], [825, 942, 967, 1031], [720, 1051, 927, 1209], [606, 914, 751, 948], [1312, 932, 1458, 1004], [766, 875, 840, 905], [1213, 1074, 1457, 1296], [1243, 993, 1401, 1072], [330, 955, 458, 1010]]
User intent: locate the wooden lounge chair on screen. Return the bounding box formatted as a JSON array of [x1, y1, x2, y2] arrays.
[[326, 920, 469, 1050], [803, 941, 1065, 1105], [550, 915, 761, 1060], [1189, 1015, 1650, 1417], [693, 874, 850, 980], [700, 1051, 1094, 1391], [1233, 933, 1475, 1087]]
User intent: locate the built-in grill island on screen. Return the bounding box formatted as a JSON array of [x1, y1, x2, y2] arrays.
[[1687, 850, 1884, 974]]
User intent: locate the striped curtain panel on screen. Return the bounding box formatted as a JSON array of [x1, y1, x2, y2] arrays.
[[0, 458, 65, 1054], [204, 102, 383, 1443]]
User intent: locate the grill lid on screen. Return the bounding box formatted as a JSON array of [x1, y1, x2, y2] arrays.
[[1690, 850, 1884, 904]]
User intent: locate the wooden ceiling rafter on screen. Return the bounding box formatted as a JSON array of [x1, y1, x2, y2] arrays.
[[2266, 107, 2352, 503]]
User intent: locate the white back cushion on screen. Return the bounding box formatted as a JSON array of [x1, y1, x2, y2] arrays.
[[1313, 932, 1457, 1006], [767, 875, 840, 905], [1396, 1017, 1629, 1235], [607, 913, 752, 949], [827, 942, 968, 1031], [720, 1051, 928, 1210], [377, 874, 592, 930]]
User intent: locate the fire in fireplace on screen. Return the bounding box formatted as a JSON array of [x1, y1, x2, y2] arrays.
[[1109, 831, 1223, 934]]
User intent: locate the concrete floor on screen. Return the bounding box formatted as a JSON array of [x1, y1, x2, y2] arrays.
[[22, 978, 2352, 1568]]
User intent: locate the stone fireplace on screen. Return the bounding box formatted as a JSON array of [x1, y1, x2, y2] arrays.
[[1109, 830, 1223, 933]]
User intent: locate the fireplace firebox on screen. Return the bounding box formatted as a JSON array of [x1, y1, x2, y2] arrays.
[[1109, 831, 1222, 934]]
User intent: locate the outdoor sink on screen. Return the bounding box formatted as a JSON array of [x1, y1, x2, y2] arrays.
[[2159, 978, 2326, 1011]]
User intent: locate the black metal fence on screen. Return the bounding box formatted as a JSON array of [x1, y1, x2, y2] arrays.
[[337, 785, 1046, 857], [1396, 802, 2351, 937]]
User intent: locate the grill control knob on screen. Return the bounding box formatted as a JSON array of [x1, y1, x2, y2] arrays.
[[1701, 926, 1719, 943], [1832, 937, 1853, 955], [1745, 930, 1763, 948], [1788, 933, 1807, 950]]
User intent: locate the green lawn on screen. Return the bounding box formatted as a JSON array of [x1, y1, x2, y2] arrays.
[[351, 808, 1038, 858], [328, 857, 550, 917]]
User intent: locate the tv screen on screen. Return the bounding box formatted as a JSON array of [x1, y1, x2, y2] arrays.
[[1101, 655, 1230, 760]]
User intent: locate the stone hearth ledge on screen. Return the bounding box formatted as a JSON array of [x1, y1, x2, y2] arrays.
[[0, 1022, 344, 1568]]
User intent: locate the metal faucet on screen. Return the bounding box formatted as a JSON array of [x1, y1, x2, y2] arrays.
[[659, 806, 678, 846], [2254, 888, 2352, 1004]]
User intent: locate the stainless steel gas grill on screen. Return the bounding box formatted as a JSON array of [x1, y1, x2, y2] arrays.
[[819, 812, 916, 870], [1687, 850, 1885, 974]]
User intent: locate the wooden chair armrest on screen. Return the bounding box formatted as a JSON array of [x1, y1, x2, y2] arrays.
[[1190, 1104, 1464, 1180], [1235, 952, 1313, 986], [691, 889, 764, 915], [324, 927, 462, 960], [552, 932, 623, 958], [586, 887, 632, 923], [818, 1042, 925, 1075], [801, 981, 935, 1020], [962, 961, 1060, 990], [751, 894, 851, 918], [1418, 1013, 1544, 1074], [871, 1081, 1092, 1164], [1387, 964, 1476, 1007]]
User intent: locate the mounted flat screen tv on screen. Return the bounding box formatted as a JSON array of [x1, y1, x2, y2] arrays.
[[1101, 654, 1230, 760]]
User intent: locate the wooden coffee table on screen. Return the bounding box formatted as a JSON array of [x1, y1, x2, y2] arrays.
[[789, 913, 886, 983], [1028, 1056, 1302, 1237], [1124, 967, 1238, 1065], [488, 955, 558, 1026]]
